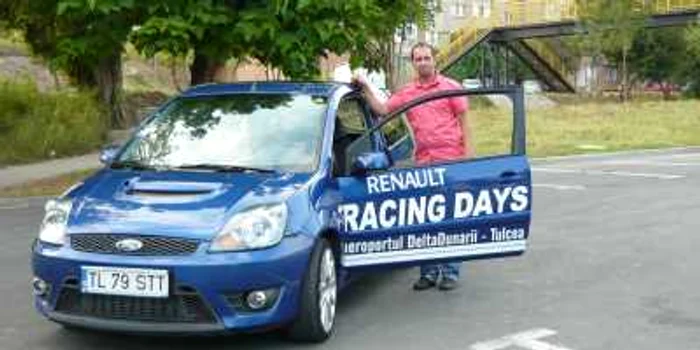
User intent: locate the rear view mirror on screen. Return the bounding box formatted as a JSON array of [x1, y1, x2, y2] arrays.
[[351, 151, 391, 176], [99, 143, 121, 164]]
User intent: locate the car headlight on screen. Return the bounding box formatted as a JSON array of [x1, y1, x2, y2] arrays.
[[38, 199, 72, 246], [210, 203, 288, 252]]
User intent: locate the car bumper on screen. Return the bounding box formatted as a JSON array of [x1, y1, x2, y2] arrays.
[[31, 234, 315, 334]]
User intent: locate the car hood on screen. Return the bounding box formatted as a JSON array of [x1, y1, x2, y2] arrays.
[[67, 169, 311, 240]]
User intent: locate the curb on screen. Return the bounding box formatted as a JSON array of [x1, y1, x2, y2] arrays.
[[0, 195, 53, 203]]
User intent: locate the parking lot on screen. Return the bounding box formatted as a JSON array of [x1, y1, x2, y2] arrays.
[[1, 148, 699, 350]]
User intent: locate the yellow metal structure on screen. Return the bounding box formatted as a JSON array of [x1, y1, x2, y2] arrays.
[[436, 0, 700, 88]]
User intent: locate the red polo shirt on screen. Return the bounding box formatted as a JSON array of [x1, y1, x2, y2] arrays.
[[386, 74, 469, 165]]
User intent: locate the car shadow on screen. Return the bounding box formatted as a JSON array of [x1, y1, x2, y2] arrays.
[[48, 269, 410, 350]]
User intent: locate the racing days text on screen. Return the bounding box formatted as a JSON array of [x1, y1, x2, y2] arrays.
[[338, 176, 529, 233]]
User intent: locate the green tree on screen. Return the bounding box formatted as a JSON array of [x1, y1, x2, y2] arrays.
[[129, 0, 243, 85], [351, 0, 435, 90], [444, 45, 535, 85], [683, 24, 700, 97], [627, 27, 687, 99], [577, 0, 648, 101], [8, 0, 140, 126], [7, 0, 432, 127], [130, 0, 433, 86]]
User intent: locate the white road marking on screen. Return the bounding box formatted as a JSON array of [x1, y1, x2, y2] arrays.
[[470, 328, 574, 350], [533, 183, 586, 191], [0, 203, 29, 210], [668, 152, 700, 159], [599, 160, 700, 167], [0, 327, 18, 340], [532, 167, 685, 180], [532, 147, 700, 162]]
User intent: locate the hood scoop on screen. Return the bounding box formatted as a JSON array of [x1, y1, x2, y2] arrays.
[[121, 178, 225, 201]]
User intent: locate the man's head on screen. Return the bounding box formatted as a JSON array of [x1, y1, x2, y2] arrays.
[[410, 42, 437, 80]]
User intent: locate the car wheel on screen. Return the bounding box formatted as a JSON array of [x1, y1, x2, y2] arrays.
[[287, 238, 337, 342]]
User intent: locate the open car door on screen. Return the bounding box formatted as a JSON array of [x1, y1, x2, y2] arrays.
[[335, 86, 531, 268]]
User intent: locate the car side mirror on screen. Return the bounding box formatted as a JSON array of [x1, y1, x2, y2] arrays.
[[99, 143, 121, 165], [351, 151, 391, 176]]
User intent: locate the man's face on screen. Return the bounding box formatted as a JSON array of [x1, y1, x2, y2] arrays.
[[411, 46, 436, 79]]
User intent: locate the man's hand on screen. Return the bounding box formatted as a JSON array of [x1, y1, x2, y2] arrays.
[[351, 74, 368, 91], [353, 74, 389, 116]]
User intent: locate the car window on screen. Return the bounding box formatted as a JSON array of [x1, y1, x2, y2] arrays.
[[333, 98, 373, 176], [381, 114, 410, 146], [378, 114, 414, 168], [117, 94, 328, 172], [370, 92, 516, 170]]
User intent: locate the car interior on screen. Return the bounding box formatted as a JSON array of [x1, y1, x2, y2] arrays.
[[332, 98, 373, 177]]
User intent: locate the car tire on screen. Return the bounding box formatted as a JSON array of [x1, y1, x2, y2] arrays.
[[286, 238, 337, 343]]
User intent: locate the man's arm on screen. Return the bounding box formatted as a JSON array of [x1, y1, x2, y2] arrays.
[[362, 87, 389, 116], [352, 75, 388, 116], [460, 111, 475, 158]]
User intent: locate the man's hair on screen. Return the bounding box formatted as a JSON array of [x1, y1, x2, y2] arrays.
[[410, 42, 437, 61]]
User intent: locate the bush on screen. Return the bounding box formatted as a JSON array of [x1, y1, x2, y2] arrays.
[[0, 78, 107, 165]]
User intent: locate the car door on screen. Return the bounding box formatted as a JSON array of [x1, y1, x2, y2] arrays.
[[335, 87, 532, 268]]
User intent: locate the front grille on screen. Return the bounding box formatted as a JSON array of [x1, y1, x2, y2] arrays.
[[54, 284, 217, 324], [70, 234, 199, 256]]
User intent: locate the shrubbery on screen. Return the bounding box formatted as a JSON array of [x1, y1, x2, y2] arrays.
[[0, 78, 107, 165]]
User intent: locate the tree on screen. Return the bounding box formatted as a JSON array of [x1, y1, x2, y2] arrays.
[[8, 0, 140, 127], [627, 27, 687, 99], [682, 24, 700, 97], [130, 0, 433, 87], [577, 0, 648, 101], [350, 0, 435, 90], [444, 44, 536, 86], [8, 0, 432, 127], [129, 0, 243, 85], [617, 24, 700, 99]]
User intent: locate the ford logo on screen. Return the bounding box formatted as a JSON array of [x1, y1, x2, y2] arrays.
[[115, 239, 143, 252]]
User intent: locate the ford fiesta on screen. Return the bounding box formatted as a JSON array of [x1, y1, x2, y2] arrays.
[[31, 82, 532, 342]]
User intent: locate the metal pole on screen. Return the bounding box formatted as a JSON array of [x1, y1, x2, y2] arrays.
[[512, 84, 526, 155], [505, 47, 510, 85], [492, 44, 500, 87]]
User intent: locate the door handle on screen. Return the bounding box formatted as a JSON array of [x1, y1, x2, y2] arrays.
[[500, 170, 518, 178]]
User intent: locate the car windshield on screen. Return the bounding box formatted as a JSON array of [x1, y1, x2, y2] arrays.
[[116, 93, 328, 173]]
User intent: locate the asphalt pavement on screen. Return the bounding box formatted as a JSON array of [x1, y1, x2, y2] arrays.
[[1, 148, 699, 350]]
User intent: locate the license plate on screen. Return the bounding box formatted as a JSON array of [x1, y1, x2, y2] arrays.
[[80, 266, 169, 298]]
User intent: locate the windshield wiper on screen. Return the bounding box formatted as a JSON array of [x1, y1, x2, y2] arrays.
[[172, 163, 277, 174], [110, 160, 162, 171]]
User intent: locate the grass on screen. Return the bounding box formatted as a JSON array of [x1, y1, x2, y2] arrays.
[[2, 98, 700, 197], [0, 31, 28, 56], [0, 168, 98, 198], [469, 98, 700, 158], [0, 78, 108, 166]]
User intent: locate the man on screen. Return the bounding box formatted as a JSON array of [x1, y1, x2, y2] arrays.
[[353, 42, 474, 291]]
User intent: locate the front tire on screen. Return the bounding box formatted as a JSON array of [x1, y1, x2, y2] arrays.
[[287, 238, 337, 342]]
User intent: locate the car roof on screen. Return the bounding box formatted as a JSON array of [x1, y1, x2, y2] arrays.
[[181, 81, 351, 98]]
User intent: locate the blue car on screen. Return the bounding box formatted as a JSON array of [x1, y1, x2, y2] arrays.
[[31, 82, 532, 342]]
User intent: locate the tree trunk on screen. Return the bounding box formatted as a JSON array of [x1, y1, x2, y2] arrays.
[[660, 82, 673, 100], [620, 48, 628, 102], [170, 56, 184, 93], [71, 62, 97, 88], [92, 51, 124, 128], [51, 69, 61, 90], [190, 53, 224, 85], [230, 59, 243, 82]]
